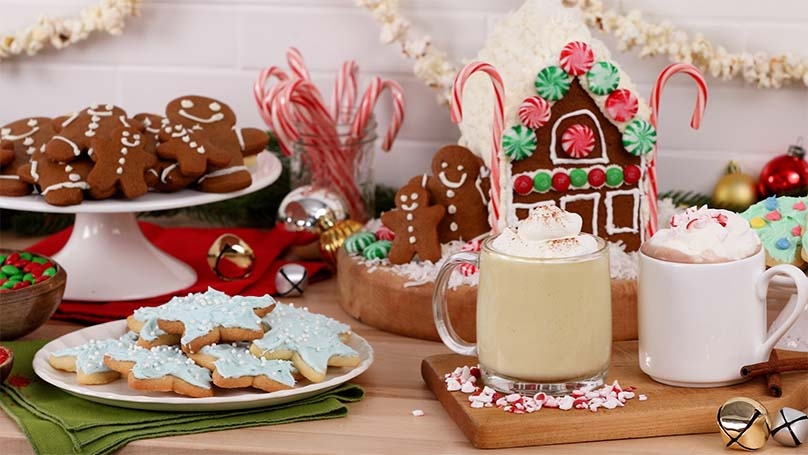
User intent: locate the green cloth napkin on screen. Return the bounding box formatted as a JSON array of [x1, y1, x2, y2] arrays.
[[0, 340, 364, 455]]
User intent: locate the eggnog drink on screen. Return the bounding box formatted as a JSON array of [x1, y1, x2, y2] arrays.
[[477, 207, 611, 387]]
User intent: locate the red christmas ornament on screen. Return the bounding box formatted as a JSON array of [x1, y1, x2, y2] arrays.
[[758, 141, 808, 197]]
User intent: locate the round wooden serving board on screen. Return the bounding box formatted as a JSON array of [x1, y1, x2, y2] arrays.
[[336, 249, 639, 342]]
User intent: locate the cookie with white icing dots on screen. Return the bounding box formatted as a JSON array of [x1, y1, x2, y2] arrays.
[[104, 344, 214, 398], [87, 126, 157, 199], [381, 178, 445, 264], [424, 145, 489, 243], [48, 331, 139, 385], [154, 287, 276, 354], [18, 145, 94, 206], [250, 303, 360, 383], [190, 343, 298, 393], [156, 123, 232, 180], [0, 117, 55, 197], [45, 104, 140, 163], [165, 95, 265, 193]]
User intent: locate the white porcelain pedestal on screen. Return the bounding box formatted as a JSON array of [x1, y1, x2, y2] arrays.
[[55, 212, 196, 301]]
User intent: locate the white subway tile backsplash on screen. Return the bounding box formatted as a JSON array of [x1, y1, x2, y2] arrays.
[[0, 0, 805, 190]]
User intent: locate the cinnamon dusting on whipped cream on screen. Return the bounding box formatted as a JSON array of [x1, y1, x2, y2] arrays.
[[491, 206, 600, 258]]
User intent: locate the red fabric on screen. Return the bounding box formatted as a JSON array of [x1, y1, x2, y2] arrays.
[[26, 222, 328, 325]]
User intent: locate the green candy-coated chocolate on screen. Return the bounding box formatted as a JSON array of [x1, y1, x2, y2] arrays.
[[0, 255, 6, 265], [43, 267, 56, 277], [31, 257, 47, 264], [606, 167, 624, 186], [19, 252, 33, 260], [1, 265, 21, 276], [569, 168, 588, 187], [533, 172, 552, 192], [1, 281, 15, 289], [23, 273, 35, 283]]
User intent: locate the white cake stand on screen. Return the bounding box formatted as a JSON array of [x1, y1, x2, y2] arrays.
[[0, 152, 283, 301]]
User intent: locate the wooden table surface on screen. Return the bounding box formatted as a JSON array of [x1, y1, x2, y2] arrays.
[[0, 232, 805, 454]]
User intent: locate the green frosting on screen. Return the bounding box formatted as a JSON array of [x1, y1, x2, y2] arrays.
[[740, 196, 808, 264]]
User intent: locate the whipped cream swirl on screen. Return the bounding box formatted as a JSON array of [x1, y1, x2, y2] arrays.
[[642, 206, 760, 263], [491, 205, 600, 258]]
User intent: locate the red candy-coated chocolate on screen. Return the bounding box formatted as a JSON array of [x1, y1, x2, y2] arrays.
[[588, 168, 606, 187], [0, 346, 9, 364], [0, 252, 54, 292], [623, 164, 641, 185], [552, 172, 570, 191], [514, 175, 534, 195]]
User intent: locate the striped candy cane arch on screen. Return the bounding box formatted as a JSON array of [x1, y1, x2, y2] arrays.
[[450, 62, 506, 234], [647, 63, 708, 236]]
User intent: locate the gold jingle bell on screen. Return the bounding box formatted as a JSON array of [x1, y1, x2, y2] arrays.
[[278, 186, 361, 265], [207, 234, 255, 280], [717, 397, 771, 450]]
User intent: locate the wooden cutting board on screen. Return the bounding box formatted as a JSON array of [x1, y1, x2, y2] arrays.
[[421, 342, 808, 449]]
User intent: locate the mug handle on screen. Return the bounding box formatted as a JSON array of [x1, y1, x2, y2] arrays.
[[755, 264, 808, 357], [432, 251, 478, 356]]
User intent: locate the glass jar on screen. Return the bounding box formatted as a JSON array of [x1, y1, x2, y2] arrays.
[[291, 113, 377, 222]]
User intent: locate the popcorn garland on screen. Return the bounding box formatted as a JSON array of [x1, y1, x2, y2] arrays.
[[0, 0, 141, 61], [444, 365, 646, 413], [358, 0, 808, 109]]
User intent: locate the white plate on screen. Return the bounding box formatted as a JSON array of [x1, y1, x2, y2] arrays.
[[33, 320, 374, 411], [0, 151, 283, 214]]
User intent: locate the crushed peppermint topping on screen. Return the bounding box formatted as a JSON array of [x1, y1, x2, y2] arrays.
[[411, 409, 425, 417], [444, 365, 641, 413]]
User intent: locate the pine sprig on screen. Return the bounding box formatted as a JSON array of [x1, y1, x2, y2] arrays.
[[659, 190, 713, 208]]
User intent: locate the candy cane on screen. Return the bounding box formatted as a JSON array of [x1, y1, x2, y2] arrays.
[[254, 66, 290, 128], [451, 62, 505, 233], [286, 47, 311, 81], [332, 60, 359, 121], [274, 79, 365, 218], [647, 63, 708, 236], [350, 76, 405, 151]]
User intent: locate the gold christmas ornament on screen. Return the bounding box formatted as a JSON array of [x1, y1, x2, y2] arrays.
[[207, 234, 255, 281], [717, 397, 771, 450], [319, 218, 363, 265], [712, 161, 758, 212]]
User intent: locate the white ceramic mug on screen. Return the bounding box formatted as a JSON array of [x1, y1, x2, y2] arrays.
[[638, 248, 808, 387], [433, 234, 612, 395]]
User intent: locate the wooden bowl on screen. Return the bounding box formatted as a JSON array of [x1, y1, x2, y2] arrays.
[[0, 250, 66, 340]]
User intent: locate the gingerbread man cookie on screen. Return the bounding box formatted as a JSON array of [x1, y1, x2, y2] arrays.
[[165, 95, 266, 193], [18, 147, 94, 206], [424, 145, 489, 242], [87, 126, 157, 199], [45, 104, 139, 162], [0, 117, 56, 197], [380, 178, 445, 264], [157, 123, 231, 179]]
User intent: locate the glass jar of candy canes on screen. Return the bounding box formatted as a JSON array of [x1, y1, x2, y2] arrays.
[[291, 112, 378, 222]]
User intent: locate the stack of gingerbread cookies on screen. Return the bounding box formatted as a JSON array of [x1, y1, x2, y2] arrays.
[[0, 96, 268, 206]]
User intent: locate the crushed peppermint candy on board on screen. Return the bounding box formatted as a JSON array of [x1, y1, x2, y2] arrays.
[[444, 365, 644, 413], [411, 409, 425, 417]]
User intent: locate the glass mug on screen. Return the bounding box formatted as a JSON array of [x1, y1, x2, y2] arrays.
[[432, 234, 612, 395]]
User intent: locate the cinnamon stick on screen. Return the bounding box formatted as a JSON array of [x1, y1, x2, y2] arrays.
[[765, 351, 782, 397], [740, 356, 808, 379]]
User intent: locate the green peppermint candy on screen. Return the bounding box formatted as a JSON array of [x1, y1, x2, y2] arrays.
[[586, 61, 620, 96], [533, 172, 552, 192], [535, 66, 571, 101], [569, 168, 588, 188], [622, 119, 657, 156], [502, 125, 537, 161], [606, 167, 624, 186], [363, 240, 392, 260], [344, 231, 377, 256]]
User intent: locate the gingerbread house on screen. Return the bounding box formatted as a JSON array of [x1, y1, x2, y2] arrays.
[[497, 41, 656, 252]]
